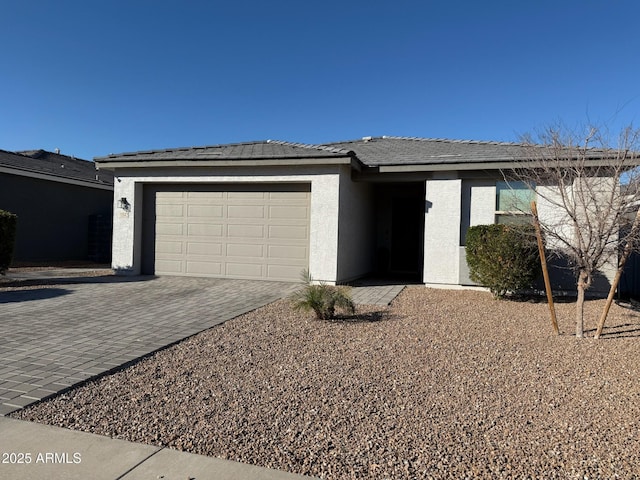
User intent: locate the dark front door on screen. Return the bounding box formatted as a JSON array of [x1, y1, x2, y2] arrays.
[[390, 197, 423, 275]]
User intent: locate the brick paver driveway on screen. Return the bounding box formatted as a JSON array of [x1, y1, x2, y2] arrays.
[[0, 275, 298, 415]]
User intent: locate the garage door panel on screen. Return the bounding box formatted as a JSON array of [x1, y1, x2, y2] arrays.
[[188, 205, 224, 218], [188, 224, 224, 236], [267, 264, 305, 280], [228, 224, 264, 238], [227, 191, 266, 199], [269, 245, 307, 260], [187, 242, 223, 255], [156, 259, 183, 274], [156, 241, 183, 254], [269, 191, 308, 199], [226, 243, 264, 258], [157, 191, 185, 199], [269, 205, 308, 219], [156, 223, 184, 235], [227, 205, 265, 219], [187, 191, 223, 200], [149, 184, 310, 281], [157, 204, 184, 217], [226, 262, 263, 277], [186, 261, 223, 275], [268, 225, 307, 239]]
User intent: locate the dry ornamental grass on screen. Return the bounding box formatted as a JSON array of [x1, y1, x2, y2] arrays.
[[12, 287, 640, 479]]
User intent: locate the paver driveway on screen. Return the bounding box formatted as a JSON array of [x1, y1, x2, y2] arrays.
[[0, 275, 298, 415]]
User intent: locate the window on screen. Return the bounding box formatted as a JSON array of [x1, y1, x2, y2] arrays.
[[496, 181, 535, 224]]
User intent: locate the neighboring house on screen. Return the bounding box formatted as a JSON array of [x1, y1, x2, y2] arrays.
[[94, 136, 620, 290], [0, 149, 114, 263]]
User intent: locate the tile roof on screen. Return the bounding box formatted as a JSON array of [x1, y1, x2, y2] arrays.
[[95, 140, 353, 162], [325, 136, 530, 167], [0, 149, 114, 186], [94, 136, 620, 170]]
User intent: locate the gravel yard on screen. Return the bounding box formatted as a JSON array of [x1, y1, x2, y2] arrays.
[[11, 286, 640, 479]]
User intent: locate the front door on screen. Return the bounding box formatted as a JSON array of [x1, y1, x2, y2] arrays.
[[390, 196, 424, 276]]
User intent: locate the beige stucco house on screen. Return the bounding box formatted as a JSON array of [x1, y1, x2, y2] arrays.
[[95, 136, 623, 290]]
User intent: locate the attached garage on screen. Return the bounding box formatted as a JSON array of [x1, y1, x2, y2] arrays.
[[97, 140, 357, 284], [142, 183, 311, 282]]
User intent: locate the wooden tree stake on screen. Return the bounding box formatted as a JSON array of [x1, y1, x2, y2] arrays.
[[531, 201, 559, 335], [594, 208, 640, 339]]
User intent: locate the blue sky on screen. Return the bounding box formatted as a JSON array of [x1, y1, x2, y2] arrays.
[[1, 0, 639, 160]]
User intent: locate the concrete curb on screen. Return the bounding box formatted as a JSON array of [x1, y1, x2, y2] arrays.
[[0, 417, 315, 480]]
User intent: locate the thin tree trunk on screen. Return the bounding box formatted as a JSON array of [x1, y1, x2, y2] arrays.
[[576, 270, 588, 338]]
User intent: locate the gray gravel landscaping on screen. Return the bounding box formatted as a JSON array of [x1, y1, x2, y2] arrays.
[[11, 286, 640, 479]]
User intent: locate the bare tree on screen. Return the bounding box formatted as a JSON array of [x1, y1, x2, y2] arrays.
[[506, 124, 640, 338]]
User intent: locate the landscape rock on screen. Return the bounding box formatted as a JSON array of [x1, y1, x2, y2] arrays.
[[12, 287, 640, 479]]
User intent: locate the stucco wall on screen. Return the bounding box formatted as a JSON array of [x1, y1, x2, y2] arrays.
[[536, 185, 573, 251], [459, 180, 496, 246], [452, 177, 617, 294], [536, 179, 617, 294], [423, 178, 462, 285], [110, 165, 342, 282], [336, 167, 374, 282], [459, 179, 497, 284], [0, 173, 113, 262], [110, 164, 619, 294]]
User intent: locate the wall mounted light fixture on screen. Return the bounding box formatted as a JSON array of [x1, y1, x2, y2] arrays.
[[118, 197, 131, 211]]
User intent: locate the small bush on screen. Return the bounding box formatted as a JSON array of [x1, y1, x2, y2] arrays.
[[289, 270, 356, 320], [466, 224, 541, 298], [0, 209, 17, 274]]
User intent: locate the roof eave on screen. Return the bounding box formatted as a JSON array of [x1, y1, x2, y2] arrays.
[[0, 165, 114, 190], [95, 156, 357, 171], [377, 158, 634, 173]]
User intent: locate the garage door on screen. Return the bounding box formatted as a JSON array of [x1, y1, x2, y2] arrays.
[[143, 184, 310, 281]]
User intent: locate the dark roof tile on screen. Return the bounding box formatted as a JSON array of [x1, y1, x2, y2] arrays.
[[94, 136, 620, 169], [324, 136, 530, 166], [95, 140, 353, 162], [0, 149, 114, 186]]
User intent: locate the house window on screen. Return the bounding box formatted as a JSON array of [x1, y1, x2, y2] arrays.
[[496, 181, 535, 224]]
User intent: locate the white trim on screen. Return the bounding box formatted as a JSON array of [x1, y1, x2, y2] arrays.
[[96, 157, 354, 170], [379, 158, 622, 173]]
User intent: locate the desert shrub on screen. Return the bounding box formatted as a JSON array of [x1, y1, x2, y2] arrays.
[[289, 270, 356, 320], [0, 209, 17, 274], [466, 223, 541, 298]]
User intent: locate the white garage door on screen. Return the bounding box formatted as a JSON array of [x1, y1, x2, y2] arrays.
[[143, 184, 310, 281]]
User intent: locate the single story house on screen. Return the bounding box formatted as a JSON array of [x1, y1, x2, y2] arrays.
[[95, 136, 621, 290], [0, 149, 114, 263]]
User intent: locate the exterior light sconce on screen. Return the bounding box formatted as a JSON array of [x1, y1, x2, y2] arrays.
[[118, 197, 131, 211]]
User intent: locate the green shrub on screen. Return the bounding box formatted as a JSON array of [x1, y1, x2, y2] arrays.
[[0, 209, 17, 274], [466, 224, 540, 298], [289, 270, 356, 320]]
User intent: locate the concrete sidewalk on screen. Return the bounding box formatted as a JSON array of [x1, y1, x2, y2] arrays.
[[349, 283, 405, 306], [0, 417, 314, 479]]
